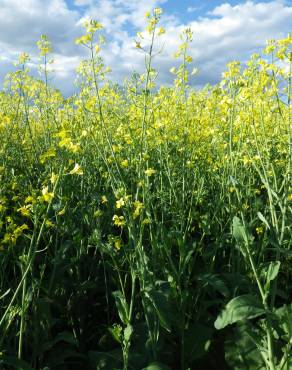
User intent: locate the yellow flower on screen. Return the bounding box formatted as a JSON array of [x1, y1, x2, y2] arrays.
[[25, 196, 34, 204], [3, 224, 30, 245], [145, 168, 156, 177], [75, 34, 92, 45], [256, 226, 264, 235], [116, 197, 125, 209], [142, 218, 151, 225], [135, 41, 142, 49], [42, 186, 54, 203], [191, 67, 199, 75], [69, 163, 83, 175], [17, 205, 31, 217], [114, 238, 122, 250], [50, 172, 58, 184], [40, 148, 56, 164], [101, 195, 108, 204], [45, 219, 54, 228], [154, 7, 162, 15], [133, 201, 144, 219], [94, 209, 103, 217], [37, 34, 52, 56], [121, 159, 129, 168], [18, 52, 30, 64], [58, 207, 66, 216], [113, 215, 126, 227]]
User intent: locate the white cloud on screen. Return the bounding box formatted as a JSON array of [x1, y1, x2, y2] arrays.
[[187, 6, 199, 13], [0, 0, 291, 95], [150, 0, 292, 86], [78, 0, 168, 34], [0, 0, 80, 51], [74, 0, 92, 5]]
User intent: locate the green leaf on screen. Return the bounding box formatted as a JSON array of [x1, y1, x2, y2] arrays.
[[52, 331, 77, 346], [0, 289, 10, 300], [124, 324, 133, 342], [214, 294, 265, 330], [0, 355, 34, 370], [184, 322, 213, 362], [144, 282, 176, 332], [257, 212, 270, 230], [112, 291, 129, 325], [274, 303, 292, 338], [266, 261, 280, 285], [88, 349, 122, 369], [197, 273, 230, 297], [225, 322, 266, 369], [143, 362, 171, 370], [232, 216, 248, 245], [108, 324, 122, 344], [45, 349, 86, 368]]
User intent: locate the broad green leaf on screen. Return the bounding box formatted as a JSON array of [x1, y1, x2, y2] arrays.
[[214, 294, 265, 330], [225, 322, 266, 369], [144, 282, 176, 332]]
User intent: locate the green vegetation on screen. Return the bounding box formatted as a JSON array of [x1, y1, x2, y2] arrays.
[[0, 9, 291, 370]]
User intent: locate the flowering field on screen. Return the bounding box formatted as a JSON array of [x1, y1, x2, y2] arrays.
[[0, 9, 291, 370]]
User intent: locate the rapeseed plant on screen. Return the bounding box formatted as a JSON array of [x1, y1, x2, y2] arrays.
[[0, 9, 291, 370]]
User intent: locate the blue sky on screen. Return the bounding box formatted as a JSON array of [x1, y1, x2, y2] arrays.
[[0, 0, 291, 95], [66, 0, 290, 20]]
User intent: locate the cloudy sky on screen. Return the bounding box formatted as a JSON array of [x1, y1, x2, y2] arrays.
[[0, 0, 291, 95]]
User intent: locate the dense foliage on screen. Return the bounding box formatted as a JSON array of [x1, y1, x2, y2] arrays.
[[0, 9, 291, 370]]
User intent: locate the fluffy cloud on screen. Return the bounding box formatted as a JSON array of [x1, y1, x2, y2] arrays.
[[0, 0, 80, 53], [76, 0, 168, 36], [0, 0, 291, 95]]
